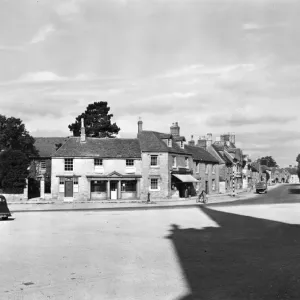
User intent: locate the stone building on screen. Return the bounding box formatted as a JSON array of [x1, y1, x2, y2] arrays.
[[137, 121, 196, 199], [51, 120, 142, 202]]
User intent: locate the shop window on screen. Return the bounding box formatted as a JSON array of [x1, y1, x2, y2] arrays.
[[91, 181, 106, 192], [121, 181, 136, 192]]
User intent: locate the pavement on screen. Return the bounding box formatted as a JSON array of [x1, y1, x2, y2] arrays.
[[7, 184, 281, 213]]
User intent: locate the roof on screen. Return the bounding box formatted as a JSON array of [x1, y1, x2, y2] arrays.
[[53, 137, 141, 158], [211, 145, 232, 164], [33, 137, 68, 157], [138, 131, 190, 155], [184, 145, 219, 163]]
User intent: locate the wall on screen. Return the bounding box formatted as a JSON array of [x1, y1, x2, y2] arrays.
[[51, 157, 142, 201], [140, 152, 170, 200]]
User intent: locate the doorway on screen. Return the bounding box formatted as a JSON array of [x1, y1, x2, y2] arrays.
[[65, 179, 73, 197], [205, 181, 209, 194], [110, 181, 118, 200]]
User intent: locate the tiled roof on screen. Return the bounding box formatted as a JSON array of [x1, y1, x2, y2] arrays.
[[138, 131, 190, 155], [33, 137, 68, 157], [211, 145, 233, 164], [184, 145, 219, 163], [53, 137, 141, 158]]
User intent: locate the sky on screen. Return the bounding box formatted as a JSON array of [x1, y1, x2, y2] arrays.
[[0, 0, 299, 167]]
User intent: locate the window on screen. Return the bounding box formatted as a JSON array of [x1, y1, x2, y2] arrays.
[[150, 155, 158, 166], [121, 181, 137, 192], [205, 164, 209, 174], [172, 156, 177, 168], [91, 180, 106, 192], [59, 177, 64, 192], [41, 160, 46, 169], [212, 179, 216, 191], [212, 165, 216, 174], [94, 159, 103, 166], [126, 159, 134, 166], [74, 177, 79, 193], [196, 162, 200, 173], [180, 141, 184, 149], [64, 158, 73, 171], [168, 139, 172, 147], [185, 157, 189, 168], [150, 178, 158, 190]]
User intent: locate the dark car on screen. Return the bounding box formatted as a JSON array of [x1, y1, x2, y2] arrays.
[[0, 195, 12, 220]]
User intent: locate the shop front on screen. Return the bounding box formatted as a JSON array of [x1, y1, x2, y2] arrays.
[[87, 172, 141, 200], [171, 171, 199, 198]]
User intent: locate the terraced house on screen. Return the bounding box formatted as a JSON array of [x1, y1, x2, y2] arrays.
[[51, 121, 142, 201]]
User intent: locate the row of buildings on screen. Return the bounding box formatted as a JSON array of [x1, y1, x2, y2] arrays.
[[15, 120, 290, 202]]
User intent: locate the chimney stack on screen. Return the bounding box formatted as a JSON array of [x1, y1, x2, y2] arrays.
[[196, 136, 207, 149], [206, 133, 212, 147], [138, 117, 143, 133], [188, 135, 195, 146], [170, 122, 180, 137], [80, 118, 86, 143]]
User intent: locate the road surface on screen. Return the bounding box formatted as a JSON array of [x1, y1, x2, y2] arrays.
[[0, 184, 299, 299]]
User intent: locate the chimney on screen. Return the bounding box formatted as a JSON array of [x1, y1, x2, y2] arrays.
[[197, 136, 207, 149], [206, 133, 212, 147], [170, 122, 180, 137], [229, 132, 236, 144], [188, 135, 195, 146], [138, 117, 143, 133], [80, 118, 86, 143]]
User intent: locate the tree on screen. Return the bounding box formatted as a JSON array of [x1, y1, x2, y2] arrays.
[[259, 156, 278, 168], [68, 102, 120, 138], [0, 150, 29, 193], [0, 114, 38, 157]]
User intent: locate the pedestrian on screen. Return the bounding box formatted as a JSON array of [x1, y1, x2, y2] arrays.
[[185, 186, 188, 199]]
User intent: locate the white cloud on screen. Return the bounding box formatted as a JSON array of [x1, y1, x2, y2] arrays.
[[19, 71, 66, 82], [243, 23, 262, 31], [30, 24, 55, 44], [56, 0, 83, 18]]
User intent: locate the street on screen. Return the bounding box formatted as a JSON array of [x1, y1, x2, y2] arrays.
[[1, 184, 300, 299]]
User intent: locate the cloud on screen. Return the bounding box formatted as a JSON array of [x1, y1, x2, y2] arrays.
[[30, 24, 55, 44], [19, 71, 66, 82], [243, 23, 262, 31], [207, 114, 297, 127], [55, 0, 82, 18]]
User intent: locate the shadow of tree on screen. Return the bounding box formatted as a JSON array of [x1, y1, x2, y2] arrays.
[[167, 206, 300, 300]]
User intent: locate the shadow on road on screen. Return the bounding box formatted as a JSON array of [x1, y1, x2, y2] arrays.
[[167, 206, 300, 300], [287, 184, 300, 194]]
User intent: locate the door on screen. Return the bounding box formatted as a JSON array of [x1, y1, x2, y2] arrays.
[[110, 181, 117, 200], [65, 180, 73, 197], [205, 181, 209, 194]]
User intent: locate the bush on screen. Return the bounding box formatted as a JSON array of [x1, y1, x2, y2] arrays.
[[0, 150, 29, 193]]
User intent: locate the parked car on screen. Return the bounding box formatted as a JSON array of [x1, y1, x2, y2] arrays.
[[0, 195, 12, 220], [255, 181, 268, 194]]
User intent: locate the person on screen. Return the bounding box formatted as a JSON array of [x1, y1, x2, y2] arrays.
[[184, 186, 188, 199]]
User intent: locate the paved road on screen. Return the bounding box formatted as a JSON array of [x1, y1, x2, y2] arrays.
[[208, 183, 300, 207], [1, 184, 300, 300]]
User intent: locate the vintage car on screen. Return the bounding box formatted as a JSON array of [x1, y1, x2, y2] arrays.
[[0, 195, 12, 220], [255, 181, 268, 194]]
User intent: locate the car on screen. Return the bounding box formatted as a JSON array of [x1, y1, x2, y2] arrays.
[[255, 181, 268, 194], [0, 195, 12, 220]]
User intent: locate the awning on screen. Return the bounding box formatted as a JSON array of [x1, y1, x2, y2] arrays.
[[172, 174, 199, 183]]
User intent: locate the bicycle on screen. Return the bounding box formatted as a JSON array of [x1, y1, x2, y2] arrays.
[[196, 190, 208, 204]]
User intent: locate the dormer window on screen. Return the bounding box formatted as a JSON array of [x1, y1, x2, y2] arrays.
[[168, 139, 172, 147], [180, 141, 184, 149]]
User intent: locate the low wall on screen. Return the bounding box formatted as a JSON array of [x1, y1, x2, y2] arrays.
[[1, 193, 27, 202]]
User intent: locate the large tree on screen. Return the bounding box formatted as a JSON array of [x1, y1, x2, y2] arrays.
[[68, 102, 120, 138], [259, 156, 278, 168], [0, 150, 29, 193], [0, 114, 38, 157]]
